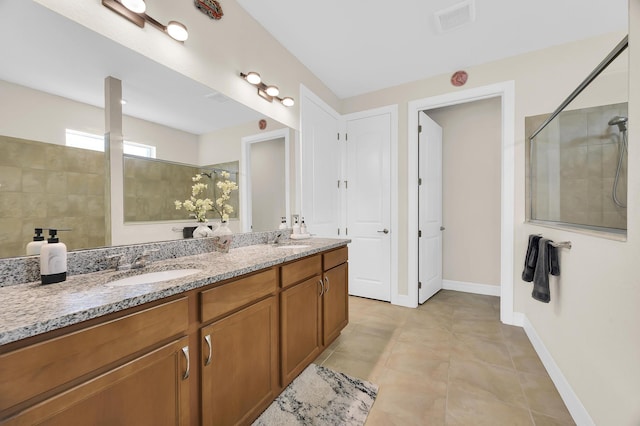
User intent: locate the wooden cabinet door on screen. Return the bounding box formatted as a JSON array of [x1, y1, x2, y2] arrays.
[[323, 262, 349, 345], [201, 296, 278, 426], [280, 275, 322, 386], [4, 336, 191, 426]]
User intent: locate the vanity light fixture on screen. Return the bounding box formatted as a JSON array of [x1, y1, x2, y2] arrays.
[[102, 0, 189, 42], [240, 72, 295, 107]]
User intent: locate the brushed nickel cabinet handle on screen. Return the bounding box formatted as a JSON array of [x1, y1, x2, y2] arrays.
[[318, 279, 324, 296], [324, 276, 330, 293], [181, 346, 190, 380], [204, 335, 212, 366]]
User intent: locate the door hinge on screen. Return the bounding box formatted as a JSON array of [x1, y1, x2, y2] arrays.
[[337, 228, 340, 235], [337, 180, 340, 188], [345, 227, 348, 235], [418, 281, 422, 289], [344, 180, 348, 189], [418, 125, 422, 133], [337, 133, 340, 140], [418, 178, 422, 185], [345, 133, 348, 141], [418, 230, 422, 238]]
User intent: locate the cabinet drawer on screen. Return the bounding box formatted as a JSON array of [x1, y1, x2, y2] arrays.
[[281, 255, 322, 288], [0, 297, 188, 414], [323, 246, 348, 271], [200, 268, 277, 322]]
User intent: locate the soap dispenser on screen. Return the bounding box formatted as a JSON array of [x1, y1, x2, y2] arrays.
[[292, 216, 300, 235], [300, 217, 308, 235], [278, 217, 287, 230], [40, 229, 67, 285], [26, 228, 48, 256]]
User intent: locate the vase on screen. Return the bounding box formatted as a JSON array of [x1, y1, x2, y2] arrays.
[[212, 221, 232, 236], [193, 223, 214, 238]]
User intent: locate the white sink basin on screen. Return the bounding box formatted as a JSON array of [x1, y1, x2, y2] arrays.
[[107, 269, 202, 287], [276, 244, 311, 249]]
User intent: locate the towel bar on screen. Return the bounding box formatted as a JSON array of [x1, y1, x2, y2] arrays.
[[549, 241, 571, 249]]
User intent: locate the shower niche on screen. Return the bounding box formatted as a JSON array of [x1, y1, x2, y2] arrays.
[[527, 36, 628, 235]]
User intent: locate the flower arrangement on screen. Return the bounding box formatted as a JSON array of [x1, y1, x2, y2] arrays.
[[212, 171, 239, 222], [175, 171, 238, 223]]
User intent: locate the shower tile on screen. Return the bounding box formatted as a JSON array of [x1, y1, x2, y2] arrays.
[[0, 166, 22, 191], [21, 169, 47, 193], [44, 144, 67, 172], [46, 171, 68, 195], [21, 193, 48, 219], [86, 175, 105, 196], [558, 112, 587, 147], [45, 193, 69, 217], [18, 142, 47, 170], [560, 147, 588, 179], [0, 137, 22, 167], [67, 172, 89, 195], [0, 192, 23, 218]]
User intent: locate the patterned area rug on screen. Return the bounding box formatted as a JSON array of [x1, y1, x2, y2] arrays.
[[252, 364, 379, 426]]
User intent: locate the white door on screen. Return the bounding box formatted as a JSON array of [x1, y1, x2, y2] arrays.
[[418, 111, 443, 303], [346, 113, 391, 302], [300, 90, 341, 236]]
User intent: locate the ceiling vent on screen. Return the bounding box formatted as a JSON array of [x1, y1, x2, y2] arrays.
[[434, 0, 476, 33], [205, 91, 230, 103]]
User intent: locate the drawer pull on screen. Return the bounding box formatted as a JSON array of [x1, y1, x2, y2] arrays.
[[324, 276, 330, 293], [181, 346, 190, 380], [318, 279, 324, 296], [204, 334, 213, 366]]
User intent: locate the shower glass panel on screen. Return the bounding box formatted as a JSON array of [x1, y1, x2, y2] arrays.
[[528, 37, 628, 233]]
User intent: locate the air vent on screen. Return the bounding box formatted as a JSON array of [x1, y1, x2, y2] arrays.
[[204, 91, 230, 103], [434, 0, 475, 33]]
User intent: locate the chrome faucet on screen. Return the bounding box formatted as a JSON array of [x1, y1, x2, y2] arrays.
[[268, 233, 283, 245], [131, 249, 158, 269], [106, 253, 131, 271]]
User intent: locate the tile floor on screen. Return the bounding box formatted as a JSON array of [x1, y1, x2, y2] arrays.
[[314, 290, 575, 426]]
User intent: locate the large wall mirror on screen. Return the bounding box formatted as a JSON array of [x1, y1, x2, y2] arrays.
[[0, 0, 294, 259]]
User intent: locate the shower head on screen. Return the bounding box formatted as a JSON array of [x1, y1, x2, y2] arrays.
[[608, 116, 628, 132]]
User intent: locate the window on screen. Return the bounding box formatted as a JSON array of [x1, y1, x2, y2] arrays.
[[65, 129, 156, 158]]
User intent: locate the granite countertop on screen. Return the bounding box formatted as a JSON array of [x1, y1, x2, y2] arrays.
[[0, 238, 349, 346]]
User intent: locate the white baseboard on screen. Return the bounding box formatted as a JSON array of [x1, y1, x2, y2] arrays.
[[442, 279, 501, 296], [522, 315, 595, 426]]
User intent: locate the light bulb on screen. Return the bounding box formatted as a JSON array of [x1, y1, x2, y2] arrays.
[[281, 97, 294, 107], [265, 86, 279, 97], [166, 21, 188, 41], [121, 0, 146, 14], [245, 72, 261, 85]]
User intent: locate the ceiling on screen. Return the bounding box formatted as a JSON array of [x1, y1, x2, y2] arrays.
[[0, 0, 264, 135], [236, 0, 628, 98]]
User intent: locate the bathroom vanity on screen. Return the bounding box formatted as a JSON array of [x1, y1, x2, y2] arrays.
[[0, 238, 349, 425]]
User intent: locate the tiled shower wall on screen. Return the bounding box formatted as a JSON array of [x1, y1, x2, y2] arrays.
[[530, 102, 627, 230], [0, 136, 106, 258], [123, 157, 239, 222]]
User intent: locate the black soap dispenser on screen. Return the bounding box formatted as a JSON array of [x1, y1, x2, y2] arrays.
[[26, 228, 48, 256], [40, 229, 67, 284]]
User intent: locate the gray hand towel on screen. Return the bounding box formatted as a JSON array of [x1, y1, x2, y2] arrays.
[[532, 238, 552, 303], [522, 235, 542, 282]]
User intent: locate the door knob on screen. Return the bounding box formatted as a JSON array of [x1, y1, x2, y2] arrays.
[[377, 229, 389, 234], [440, 226, 445, 231]]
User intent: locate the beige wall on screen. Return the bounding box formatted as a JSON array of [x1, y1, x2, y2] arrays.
[[250, 138, 286, 232], [427, 98, 502, 287], [341, 28, 637, 426]]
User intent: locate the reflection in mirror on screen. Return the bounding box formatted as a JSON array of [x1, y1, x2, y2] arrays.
[[527, 37, 628, 234], [240, 129, 291, 233], [0, 0, 293, 259], [123, 156, 239, 223]]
